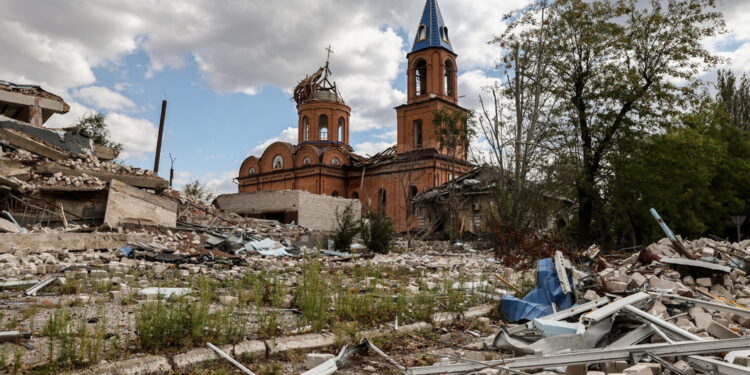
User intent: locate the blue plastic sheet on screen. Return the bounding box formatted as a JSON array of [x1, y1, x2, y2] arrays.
[[500, 258, 574, 323]]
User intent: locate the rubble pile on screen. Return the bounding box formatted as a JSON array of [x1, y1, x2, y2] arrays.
[[406, 235, 750, 374]]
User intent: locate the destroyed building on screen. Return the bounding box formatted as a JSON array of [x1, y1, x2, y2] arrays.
[[235, 0, 474, 232], [413, 165, 575, 236]]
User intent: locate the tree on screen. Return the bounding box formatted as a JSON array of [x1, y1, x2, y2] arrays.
[[74, 112, 123, 152], [433, 108, 474, 240], [182, 179, 216, 203], [504, 0, 725, 242], [332, 203, 359, 252], [716, 69, 750, 131], [360, 209, 394, 254], [478, 0, 561, 236], [606, 102, 750, 245]]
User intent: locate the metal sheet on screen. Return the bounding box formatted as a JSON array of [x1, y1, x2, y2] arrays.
[[407, 337, 750, 374], [688, 355, 750, 375], [659, 257, 732, 273], [581, 292, 650, 325]]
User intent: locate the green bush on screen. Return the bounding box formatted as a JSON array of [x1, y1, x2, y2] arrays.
[[332, 203, 359, 252], [360, 210, 394, 254]]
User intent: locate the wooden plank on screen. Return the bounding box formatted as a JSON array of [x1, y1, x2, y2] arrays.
[[0, 128, 70, 161], [35, 162, 168, 190]]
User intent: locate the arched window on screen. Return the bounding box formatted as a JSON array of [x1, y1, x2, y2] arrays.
[[332, 191, 339, 197], [303, 116, 310, 141], [248, 167, 256, 175], [416, 25, 427, 41], [415, 59, 427, 96], [444, 60, 455, 97], [351, 191, 359, 199], [331, 157, 341, 166], [302, 157, 311, 165], [319, 114, 329, 140], [409, 186, 418, 215], [441, 26, 450, 43], [272, 155, 284, 169], [337, 117, 345, 142], [413, 119, 423, 148], [378, 188, 387, 212]]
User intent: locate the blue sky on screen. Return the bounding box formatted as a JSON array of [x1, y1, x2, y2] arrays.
[[2, 0, 748, 193]]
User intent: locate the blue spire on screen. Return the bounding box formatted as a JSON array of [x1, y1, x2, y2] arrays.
[[411, 0, 453, 53]]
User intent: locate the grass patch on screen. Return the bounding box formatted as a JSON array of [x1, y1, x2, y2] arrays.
[[42, 308, 108, 370], [292, 257, 330, 331], [134, 296, 247, 352]]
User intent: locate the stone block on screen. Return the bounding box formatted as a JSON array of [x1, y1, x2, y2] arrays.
[[706, 321, 741, 339], [696, 277, 712, 288], [266, 333, 336, 354], [233, 340, 266, 357], [564, 364, 587, 375]]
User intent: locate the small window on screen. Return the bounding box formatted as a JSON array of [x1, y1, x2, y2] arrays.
[[319, 115, 329, 140], [416, 25, 427, 41], [378, 188, 387, 212], [442, 26, 450, 42], [303, 117, 310, 141], [415, 59, 427, 96], [248, 167, 256, 175], [351, 191, 359, 199], [337, 117, 345, 142], [302, 157, 311, 165], [332, 191, 339, 197], [409, 186, 418, 214], [272, 155, 284, 169], [413, 120, 423, 148], [331, 157, 341, 166]]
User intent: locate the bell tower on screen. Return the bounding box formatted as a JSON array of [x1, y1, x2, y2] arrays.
[[396, 0, 466, 157]]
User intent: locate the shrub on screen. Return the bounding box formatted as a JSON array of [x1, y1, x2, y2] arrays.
[[332, 203, 359, 252], [360, 210, 394, 254]]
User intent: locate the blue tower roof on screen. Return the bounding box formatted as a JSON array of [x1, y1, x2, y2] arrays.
[[411, 0, 453, 54]]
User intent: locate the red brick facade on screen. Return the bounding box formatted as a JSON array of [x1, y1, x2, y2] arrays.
[[237, 9, 474, 232]]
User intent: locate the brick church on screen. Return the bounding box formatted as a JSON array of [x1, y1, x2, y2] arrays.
[[236, 0, 474, 232]]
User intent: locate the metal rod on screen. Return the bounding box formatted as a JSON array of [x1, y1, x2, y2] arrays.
[[153, 100, 167, 174], [206, 342, 255, 375]]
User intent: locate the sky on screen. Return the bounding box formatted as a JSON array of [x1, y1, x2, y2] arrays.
[[1, 0, 749, 194]]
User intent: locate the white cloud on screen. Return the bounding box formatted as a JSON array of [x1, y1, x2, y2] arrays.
[[458, 69, 502, 111], [250, 127, 298, 156], [354, 141, 393, 156], [72, 86, 135, 111], [106, 113, 158, 160], [204, 170, 238, 194]]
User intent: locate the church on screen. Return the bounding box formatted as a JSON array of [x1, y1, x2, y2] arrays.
[[236, 0, 475, 232]]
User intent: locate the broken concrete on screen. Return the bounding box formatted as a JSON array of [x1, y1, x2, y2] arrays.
[[103, 179, 177, 229]]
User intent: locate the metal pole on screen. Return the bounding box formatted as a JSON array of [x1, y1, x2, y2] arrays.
[[153, 100, 167, 174]]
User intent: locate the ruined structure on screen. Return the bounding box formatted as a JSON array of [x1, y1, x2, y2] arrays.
[[0, 80, 69, 127], [236, 0, 474, 232]]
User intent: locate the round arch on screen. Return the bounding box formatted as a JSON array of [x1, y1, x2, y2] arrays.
[[260, 142, 294, 172]]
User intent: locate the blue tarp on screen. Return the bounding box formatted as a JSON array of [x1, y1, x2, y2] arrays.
[[500, 258, 574, 323]]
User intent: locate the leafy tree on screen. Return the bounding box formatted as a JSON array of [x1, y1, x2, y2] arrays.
[[606, 103, 750, 245], [181, 178, 216, 202], [332, 203, 359, 252], [74, 112, 123, 152], [716, 69, 750, 131], [504, 0, 726, 242]]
